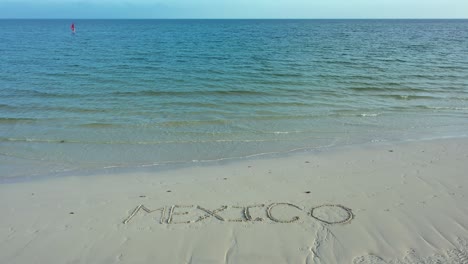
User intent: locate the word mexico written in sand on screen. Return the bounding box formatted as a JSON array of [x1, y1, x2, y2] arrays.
[[123, 203, 353, 225]]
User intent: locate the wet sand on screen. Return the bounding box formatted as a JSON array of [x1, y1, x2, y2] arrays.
[[1, 138, 467, 263]]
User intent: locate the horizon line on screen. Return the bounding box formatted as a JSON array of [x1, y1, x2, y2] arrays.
[[1, 18, 468, 20]]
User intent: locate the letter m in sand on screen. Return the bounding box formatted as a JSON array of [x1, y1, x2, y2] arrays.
[[123, 205, 166, 224]]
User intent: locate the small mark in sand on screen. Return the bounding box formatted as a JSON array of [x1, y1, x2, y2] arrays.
[[305, 161, 310, 163], [69, 212, 74, 215], [60, 140, 65, 143], [388, 149, 393, 152], [305, 191, 311, 194], [223, 178, 228, 180], [167, 190, 172, 193], [248, 166, 252, 168], [139, 195, 146, 198]]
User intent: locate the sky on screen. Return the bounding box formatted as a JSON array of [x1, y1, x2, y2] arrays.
[[0, 0, 467, 19]]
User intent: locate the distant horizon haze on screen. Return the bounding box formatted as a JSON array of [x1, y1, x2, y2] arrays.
[[0, 0, 466, 19]]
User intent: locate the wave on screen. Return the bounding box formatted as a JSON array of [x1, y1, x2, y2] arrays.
[[359, 113, 380, 117], [0, 117, 37, 124], [2, 90, 88, 99], [347, 93, 440, 100], [329, 110, 383, 118], [417, 106, 468, 111], [0, 135, 336, 146], [1, 104, 110, 114], [78, 122, 123, 128], [348, 86, 429, 93], [0, 137, 68, 143], [111, 89, 272, 97], [44, 72, 91, 77], [157, 119, 230, 127], [2, 88, 286, 102], [381, 94, 440, 100], [222, 101, 312, 107], [261, 72, 305, 78]]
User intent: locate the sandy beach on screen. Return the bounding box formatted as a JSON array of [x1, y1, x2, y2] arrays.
[[1, 137, 467, 263]]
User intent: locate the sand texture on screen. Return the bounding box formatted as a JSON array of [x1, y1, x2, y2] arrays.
[[1, 138, 468, 263]]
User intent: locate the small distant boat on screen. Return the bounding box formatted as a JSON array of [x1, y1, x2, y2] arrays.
[[71, 23, 75, 34]]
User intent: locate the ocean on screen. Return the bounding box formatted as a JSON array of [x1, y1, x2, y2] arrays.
[[1, 19, 467, 179]]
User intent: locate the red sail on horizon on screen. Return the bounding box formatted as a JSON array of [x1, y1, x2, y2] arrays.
[[71, 23, 75, 32]]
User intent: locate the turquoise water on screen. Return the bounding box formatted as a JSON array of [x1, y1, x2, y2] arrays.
[[1, 19, 468, 179]]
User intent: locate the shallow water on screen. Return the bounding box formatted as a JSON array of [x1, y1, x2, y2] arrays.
[[1, 19, 468, 178]]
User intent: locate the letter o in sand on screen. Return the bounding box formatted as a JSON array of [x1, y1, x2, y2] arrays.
[[310, 204, 353, 225]]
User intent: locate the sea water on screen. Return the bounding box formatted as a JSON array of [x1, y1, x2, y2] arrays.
[[1, 19, 467, 179]]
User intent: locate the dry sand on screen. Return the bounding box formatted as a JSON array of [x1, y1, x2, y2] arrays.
[[1, 138, 468, 263]]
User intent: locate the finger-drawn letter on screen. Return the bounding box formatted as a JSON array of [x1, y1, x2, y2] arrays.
[[195, 205, 227, 222], [309, 204, 353, 225], [167, 205, 194, 224], [123, 205, 166, 224], [228, 204, 265, 222], [266, 203, 302, 223]]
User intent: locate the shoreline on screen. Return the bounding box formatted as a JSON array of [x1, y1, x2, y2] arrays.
[[1, 137, 467, 263], [2, 134, 467, 184]]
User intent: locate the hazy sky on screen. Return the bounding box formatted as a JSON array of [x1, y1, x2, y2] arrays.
[[0, 0, 467, 19]]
